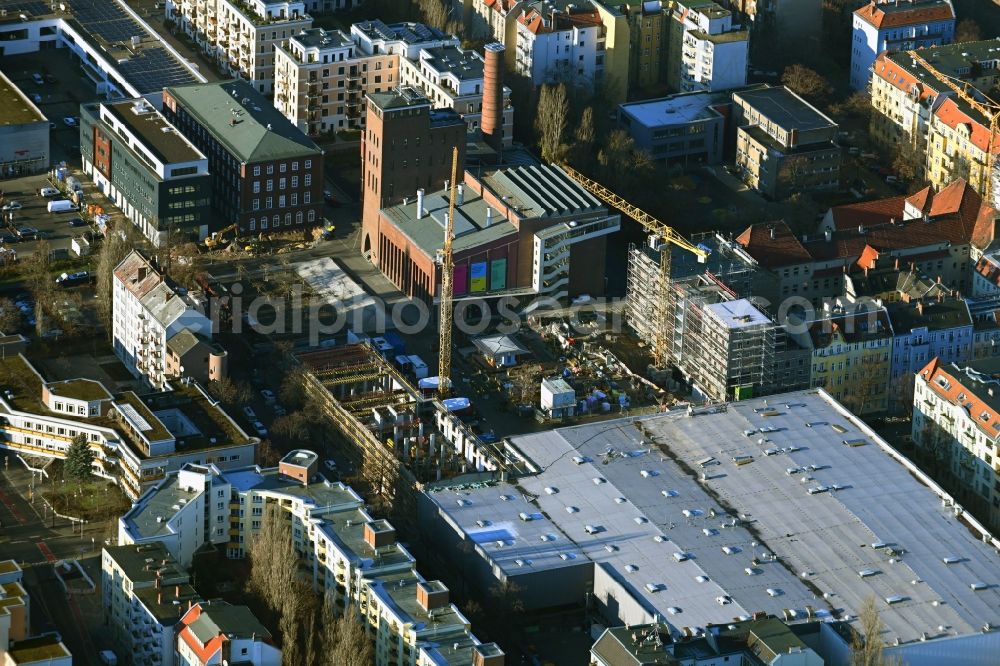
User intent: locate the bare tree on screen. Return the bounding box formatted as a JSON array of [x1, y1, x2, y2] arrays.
[[781, 64, 832, 104], [322, 605, 374, 666], [570, 106, 596, 168], [0, 297, 22, 333], [95, 224, 135, 338], [955, 18, 982, 43], [891, 139, 926, 185], [248, 505, 297, 615], [852, 595, 901, 666], [535, 83, 569, 164]]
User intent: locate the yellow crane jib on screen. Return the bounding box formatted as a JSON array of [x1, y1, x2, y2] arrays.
[[437, 147, 460, 398]]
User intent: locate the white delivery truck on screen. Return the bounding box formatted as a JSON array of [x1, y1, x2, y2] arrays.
[[47, 200, 77, 213]]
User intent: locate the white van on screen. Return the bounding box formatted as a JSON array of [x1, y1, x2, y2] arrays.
[[47, 200, 78, 213]]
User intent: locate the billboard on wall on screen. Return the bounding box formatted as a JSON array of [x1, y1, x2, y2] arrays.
[[490, 258, 507, 291], [470, 262, 487, 292], [454, 264, 468, 296]]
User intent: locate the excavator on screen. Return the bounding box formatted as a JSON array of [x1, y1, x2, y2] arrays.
[[203, 223, 239, 251]]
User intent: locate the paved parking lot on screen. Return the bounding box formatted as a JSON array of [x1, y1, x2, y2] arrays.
[[3, 50, 102, 169], [1, 172, 92, 258]]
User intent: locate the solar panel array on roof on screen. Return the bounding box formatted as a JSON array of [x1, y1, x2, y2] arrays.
[[0, 0, 48, 17], [118, 47, 199, 92], [65, 0, 144, 43]]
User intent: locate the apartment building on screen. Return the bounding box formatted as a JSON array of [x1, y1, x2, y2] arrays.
[[118, 451, 504, 666], [398, 43, 514, 145], [103, 543, 202, 666], [0, 560, 73, 666], [0, 353, 256, 499], [927, 96, 1000, 208], [620, 0, 670, 90], [167, 0, 312, 96], [79, 98, 211, 245], [175, 602, 280, 666], [274, 28, 395, 136], [913, 356, 1000, 530], [515, 5, 607, 89], [666, 0, 748, 94], [850, 0, 955, 90], [274, 20, 450, 137], [112, 251, 219, 389], [162, 80, 324, 233], [467, 0, 523, 68], [869, 41, 1000, 197], [733, 86, 841, 198]]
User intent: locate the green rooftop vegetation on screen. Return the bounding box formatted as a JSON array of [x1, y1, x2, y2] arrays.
[[6, 635, 71, 662], [47, 379, 113, 402]]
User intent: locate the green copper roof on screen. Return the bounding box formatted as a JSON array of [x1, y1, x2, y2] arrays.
[[166, 80, 321, 163]]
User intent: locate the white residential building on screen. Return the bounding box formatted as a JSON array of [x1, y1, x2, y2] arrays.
[[166, 0, 313, 96], [118, 451, 504, 666], [666, 0, 749, 93], [849, 0, 955, 91], [0, 354, 255, 500], [175, 602, 280, 666], [112, 251, 217, 390], [515, 5, 607, 90], [913, 357, 1000, 531], [398, 44, 514, 144], [468, 0, 523, 67], [102, 542, 202, 666]]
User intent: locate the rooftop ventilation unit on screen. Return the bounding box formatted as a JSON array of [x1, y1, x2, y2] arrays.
[[673, 552, 690, 562], [695, 575, 709, 583], [942, 556, 962, 564], [858, 568, 880, 578], [625, 564, 638, 573], [565, 506, 578, 514], [970, 582, 988, 591], [662, 490, 679, 498]]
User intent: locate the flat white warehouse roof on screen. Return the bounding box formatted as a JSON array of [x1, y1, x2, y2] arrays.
[[427, 390, 1000, 644]]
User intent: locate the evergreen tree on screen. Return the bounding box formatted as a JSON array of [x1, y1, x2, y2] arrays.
[[64, 434, 95, 482]]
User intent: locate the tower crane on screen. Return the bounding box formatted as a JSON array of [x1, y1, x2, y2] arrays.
[[907, 50, 1000, 206], [559, 164, 709, 368], [437, 147, 459, 397]]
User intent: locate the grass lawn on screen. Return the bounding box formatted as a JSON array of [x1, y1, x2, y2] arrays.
[[42, 478, 130, 522]]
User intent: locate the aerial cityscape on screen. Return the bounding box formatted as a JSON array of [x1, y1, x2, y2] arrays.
[[0, 0, 999, 665]]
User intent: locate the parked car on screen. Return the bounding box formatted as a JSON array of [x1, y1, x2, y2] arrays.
[[31, 73, 44, 85], [324, 459, 337, 471], [68, 217, 87, 227], [252, 421, 268, 438], [39, 187, 59, 197], [55, 270, 90, 286], [0, 233, 20, 245], [260, 389, 276, 404], [273, 404, 287, 417], [48, 122, 56, 130], [16, 227, 40, 240], [1, 201, 22, 211], [242, 406, 257, 421], [63, 117, 77, 127], [31, 94, 42, 104]]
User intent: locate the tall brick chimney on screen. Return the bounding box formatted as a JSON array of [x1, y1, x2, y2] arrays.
[[481, 43, 505, 151]]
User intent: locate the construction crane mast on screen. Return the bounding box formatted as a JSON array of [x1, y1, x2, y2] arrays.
[[560, 164, 709, 368], [908, 50, 1000, 206], [437, 147, 459, 397]]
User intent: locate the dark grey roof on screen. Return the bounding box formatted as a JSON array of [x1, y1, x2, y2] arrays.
[[188, 602, 271, 643], [165, 80, 322, 163]]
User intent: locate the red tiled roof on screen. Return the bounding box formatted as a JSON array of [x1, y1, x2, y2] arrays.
[[829, 195, 907, 231], [972, 204, 1000, 250], [857, 244, 881, 270], [517, 6, 601, 33], [975, 256, 1000, 289], [905, 186, 932, 214], [854, 1, 955, 30], [739, 180, 986, 270], [919, 357, 1000, 439], [933, 98, 1000, 155], [872, 52, 940, 101], [113, 251, 162, 300]]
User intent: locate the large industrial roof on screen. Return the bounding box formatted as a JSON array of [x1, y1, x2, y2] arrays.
[[481, 165, 604, 219], [426, 390, 1000, 645]]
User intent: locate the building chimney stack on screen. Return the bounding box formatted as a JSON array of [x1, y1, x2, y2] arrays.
[[769, 226, 776, 240], [416, 189, 425, 219], [485, 207, 493, 227], [481, 43, 506, 151], [457, 184, 464, 206]]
